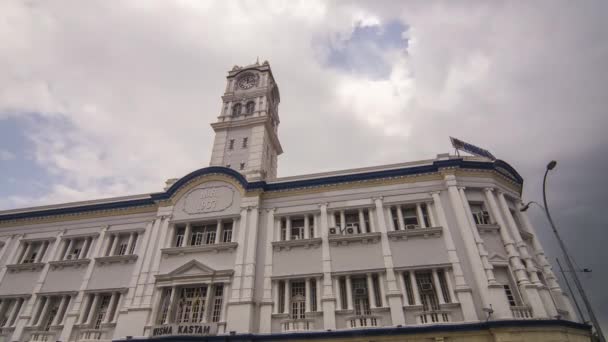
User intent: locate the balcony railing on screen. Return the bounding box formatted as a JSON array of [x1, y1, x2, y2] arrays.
[[79, 329, 106, 341], [418, 311, 450, 324], [29, 331, 56, 342], [281, 319, 313, 332], [347, 316, 380, 328], [511, 306, 534, 319]]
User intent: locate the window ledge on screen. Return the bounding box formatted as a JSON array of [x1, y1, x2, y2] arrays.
[[387, 227, 442, 240], [161, 242, 238, 256], [328, 232, 381, 246], [272, 238, 322, 251], [94, 254, 138, 265], [49, 258, 91, 270], [477, 224, 500, 233], [6, 263, 44, 273]]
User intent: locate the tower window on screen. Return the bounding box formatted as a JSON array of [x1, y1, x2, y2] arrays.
[[240, 162, 245, 170], [232, 103, 242, 117], [245, 101, 255, 115], [242, 137, 248, 148], [228, 139, 235, 150]]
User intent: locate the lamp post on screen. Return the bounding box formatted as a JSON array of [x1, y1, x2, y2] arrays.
[[521, 160, 604, 342]]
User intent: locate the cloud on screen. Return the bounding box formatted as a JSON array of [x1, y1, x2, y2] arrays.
[[0, 149, 16, 161]]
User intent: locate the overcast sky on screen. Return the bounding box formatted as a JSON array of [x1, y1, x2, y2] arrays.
[[0, 0, 606, 332]]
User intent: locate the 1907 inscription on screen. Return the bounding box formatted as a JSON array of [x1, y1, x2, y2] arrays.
[[182, 185, 234, 214]]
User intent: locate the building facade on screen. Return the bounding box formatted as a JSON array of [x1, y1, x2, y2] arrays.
[[0, 61, 590, 342]]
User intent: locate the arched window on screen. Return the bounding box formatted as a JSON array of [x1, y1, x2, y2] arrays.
[[232, 103, 242, 117], [245, 101, 255, 115]]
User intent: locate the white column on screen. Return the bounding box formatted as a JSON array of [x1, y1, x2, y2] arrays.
[[215, 220, 222, 244], [368, 209, 376, 232], [52, 296, 69, 326], [366, 274, 376, 308], [304, 215, 310, 239], [319, 203, 336, 329], [283, 280, 289, 314], [358, 209, 367, 233], [397, 272, 408, 305], [345, 276, 353, 310], [19, 242, 32, 263], [7, 299, 22, 327], [432, 269, 446, 304], [445, 270, 457, 303], [35, 241, 48, 263], [410, 272, 421, 305], [126, 233, 136, 255], [316, 277, 322, 311], [428, 203, 438, 227], [109, 234, 119, 256], [378, 273, 387, 307], [396, 206, 405, 230], [79, 238, 90, 259], [203, 285, 213, 323], [165, 287, 178, 324], [334, 278, 342, 310], [313, 214, 319, 238], [272, 281, 279, 314], [63, 239, 74, 260], [305, 278, 311, 313], [103, 292, 118, 324], [231, 218, 237, 242], [339, 211, 345, 231], [416, 203, 426, 228], [220, 283, 229, 322], [183, 224, 192, 247], [286, 217, 291, 240], [29, 296, 43, 326], [85, 294, 100, 326], [36, 296, 51, 327], [0, 301, 8, 325], [79, 294, 91, 324]]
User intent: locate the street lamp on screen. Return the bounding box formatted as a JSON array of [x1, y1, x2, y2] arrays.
[[521, 160, 605, 342]]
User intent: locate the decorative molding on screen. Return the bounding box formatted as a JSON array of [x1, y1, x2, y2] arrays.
[[94, 254, 138, 266], [387, 227, 443, 241], [272, 238, 322, 251], [328, 232, 381, 246], [477, 224, 500, 234], [161, 242, 238, 256], [48, 258, 91, 270], [6, 263, 44, 273]]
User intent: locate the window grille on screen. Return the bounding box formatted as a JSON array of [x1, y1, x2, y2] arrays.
[[43, 299, 59, 331], [242, 137, 248, 148], [278, 281, 285, 313], [228, 139, 235, 150], [211, 285, 224, 322], [290, 281, 306, 319], [504, 285, 517, 306], [438, 270, 451, 303], [280, 218, 287, 241], [421, 204, 431, 227], [232, 104, 241, 116], [470, 203, 491, 225], [310, 279, 317, 312], [93, 295, 112, 329], [128, 234, 138, 254], [221, 224, 233, 243], [245, 102, 255, 115], [308, 215, 315, 238], [402, 207, 419, 228], [176, 287, 207, 324], [175, 227, 185, 247], [403, 272, 415, 305], [291, 218, 304, 240], [352, 277, 370, 316], [416, 272, 439, 312], [390, 207, 399, 229]]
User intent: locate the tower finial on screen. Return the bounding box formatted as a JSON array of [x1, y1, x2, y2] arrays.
[[256, 56, 260, 64]]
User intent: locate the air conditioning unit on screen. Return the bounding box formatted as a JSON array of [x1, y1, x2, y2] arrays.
[[345, 227, 355, 234], [329, 227, 337, 235], [66, 254, 74, 260], [420, 282, 433, 291], [405, 224, 418, 230], [354, 288, 367, 296]]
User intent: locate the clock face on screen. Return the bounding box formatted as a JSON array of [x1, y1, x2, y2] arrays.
[[238, 74, 257, 89]]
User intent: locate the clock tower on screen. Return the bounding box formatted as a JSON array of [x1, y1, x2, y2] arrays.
[[209, 60, 283, 181]]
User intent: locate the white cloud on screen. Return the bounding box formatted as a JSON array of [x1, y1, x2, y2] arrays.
[[0, 149, 16, 161]]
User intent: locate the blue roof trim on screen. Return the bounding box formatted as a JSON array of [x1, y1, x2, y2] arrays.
[[0, 159, 524, 222], [119, 319, 589, 342]]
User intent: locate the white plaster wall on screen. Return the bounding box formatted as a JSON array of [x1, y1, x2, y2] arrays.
[[0, 270, 38, 294], [389, 237, 449, 268], [42, 267, 86, 292], [330, 243, 384, 272], [272, 247, 323, 276], [87, 262, 136, 290]]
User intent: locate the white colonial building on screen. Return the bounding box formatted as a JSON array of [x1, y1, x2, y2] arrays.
[[0, 61, 590, 342]]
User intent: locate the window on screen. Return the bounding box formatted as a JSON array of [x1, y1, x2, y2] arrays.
[[190, 224, 216, 246], [470, 203, 491, 225], [339, 277, 348, 310], [18, 241, 50, 264], [228, 139, 235, 150], [278, 281, 285, 313], [116, 235, 129, 256], [402, 206, 419, 228], [331, 209, 371, 234], [416, 271, 440, 312], [93, 295, 112, 329], [242, 137, 248, 148], [106, 233, 138, 256], [437, 270, 451, 303], [176, 287, 208, 324], [232, 103, 241, 116], [245, 101, 255, 115], [421, 204, 431, 227], [221, 222, 233, 243], [290, 281, 306, 319], [291, 218, 304, 240], [504, 285, 517, 306], [0, 298, 24, 328], [403, 272, 415, 305], [211, 284, 224, 322], [352, 277, 371, 316], [372, 274, 382, 308], [157, 288, 172, 324], [174, 227, 185, 247], [239, 162, 245, 170]]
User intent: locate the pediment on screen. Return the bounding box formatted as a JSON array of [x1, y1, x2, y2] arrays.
[[156, 260, 233, 282], [489, 252, 508, 264]]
